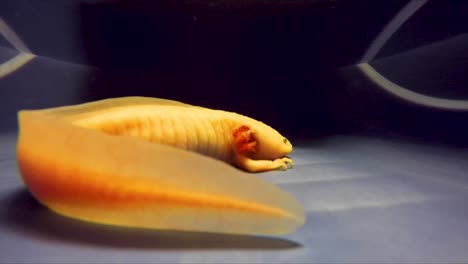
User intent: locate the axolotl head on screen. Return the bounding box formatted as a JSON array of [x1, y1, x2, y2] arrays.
[[238, 119, 293, 161]]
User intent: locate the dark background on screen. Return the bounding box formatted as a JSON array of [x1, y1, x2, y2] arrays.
[[1, 0, 468, 145]]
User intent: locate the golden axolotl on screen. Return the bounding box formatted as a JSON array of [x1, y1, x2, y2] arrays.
[[16, 97, 304, 236], [35, 96, 294, 172]]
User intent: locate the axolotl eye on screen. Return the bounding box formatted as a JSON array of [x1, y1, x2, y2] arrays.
[[283, 138, 288, 144]]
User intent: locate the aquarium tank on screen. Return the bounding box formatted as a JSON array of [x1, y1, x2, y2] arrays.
[[1, 0, 468, 263]]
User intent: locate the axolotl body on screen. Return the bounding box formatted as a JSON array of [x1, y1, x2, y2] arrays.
[[40, 96, 294, 172]]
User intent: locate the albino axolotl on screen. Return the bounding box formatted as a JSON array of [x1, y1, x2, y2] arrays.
[[16, 97, 304, 236], [37, 96, 294, 172]]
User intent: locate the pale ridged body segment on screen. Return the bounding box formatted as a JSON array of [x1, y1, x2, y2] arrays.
[[68, 106, 223, 158], [202, 117, 213, 156], [202, 114, 219, 158], [181, 113, 193, 150], [70, 105, 237, 163], [212, 117, 234, 162], [168, 110, 180, 146], [203, 114, 217, 157]]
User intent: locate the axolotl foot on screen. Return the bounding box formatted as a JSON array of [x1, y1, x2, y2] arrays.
[[234, 155, 294, 173], [273, 157, 294, 171]]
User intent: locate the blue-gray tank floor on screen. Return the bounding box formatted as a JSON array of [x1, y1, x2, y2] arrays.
[[1, 132, 468, 263]]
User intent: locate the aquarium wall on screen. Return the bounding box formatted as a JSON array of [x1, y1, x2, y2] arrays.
[[1, 0, 468, 141]]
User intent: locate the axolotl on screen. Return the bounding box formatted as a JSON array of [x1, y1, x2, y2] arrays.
[[16, 97, 304, 236], [36, 96, 294, 172]]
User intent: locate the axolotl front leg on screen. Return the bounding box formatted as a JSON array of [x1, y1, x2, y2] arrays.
[[231, 126, 294, 173]]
